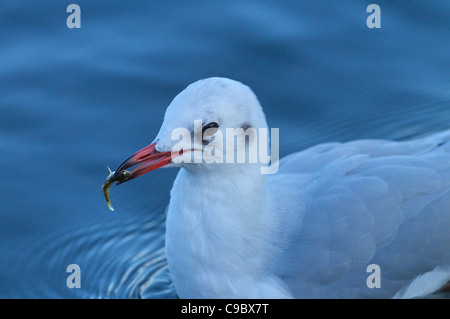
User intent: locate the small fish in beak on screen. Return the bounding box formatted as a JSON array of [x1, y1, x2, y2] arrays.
[[102, 141, 186, 211], [102, 167, 132, 211]]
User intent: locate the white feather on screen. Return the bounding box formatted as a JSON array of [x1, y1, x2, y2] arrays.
[[393, 266, 450, 299], [147, 77, 450, 298]]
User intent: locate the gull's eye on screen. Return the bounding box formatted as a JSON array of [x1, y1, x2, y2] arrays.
[[202, 122, 219, 136]]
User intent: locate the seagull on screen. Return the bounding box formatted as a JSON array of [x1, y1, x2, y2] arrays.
[[112, 77, 450, 298]]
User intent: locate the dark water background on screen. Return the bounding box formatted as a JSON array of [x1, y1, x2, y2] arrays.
[[0, 1, 449, 298]]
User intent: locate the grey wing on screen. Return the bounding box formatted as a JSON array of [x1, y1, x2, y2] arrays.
[[269, 131, 450, 298]]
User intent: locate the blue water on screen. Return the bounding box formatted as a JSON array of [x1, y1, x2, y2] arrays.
[[0, 0, 449, 298]]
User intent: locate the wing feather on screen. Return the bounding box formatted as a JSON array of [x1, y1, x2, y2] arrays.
[[270, 131, 450, 297]]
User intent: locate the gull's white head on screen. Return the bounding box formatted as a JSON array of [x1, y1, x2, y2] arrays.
[[114, 77, 269, 181]]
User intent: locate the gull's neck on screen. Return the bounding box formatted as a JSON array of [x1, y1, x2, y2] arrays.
[[164, 164, 284, 298]]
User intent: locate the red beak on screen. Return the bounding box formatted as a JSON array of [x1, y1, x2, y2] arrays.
[[114, 142, 180, 184]]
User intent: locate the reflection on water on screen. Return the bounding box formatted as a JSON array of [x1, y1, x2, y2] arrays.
[[0, 0, 449, 298]]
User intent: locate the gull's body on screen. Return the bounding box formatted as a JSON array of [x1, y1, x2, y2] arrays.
[[116, 77, 450, 298]]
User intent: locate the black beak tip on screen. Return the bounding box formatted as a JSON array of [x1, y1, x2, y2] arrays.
[[113, 169, 133, 185]]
